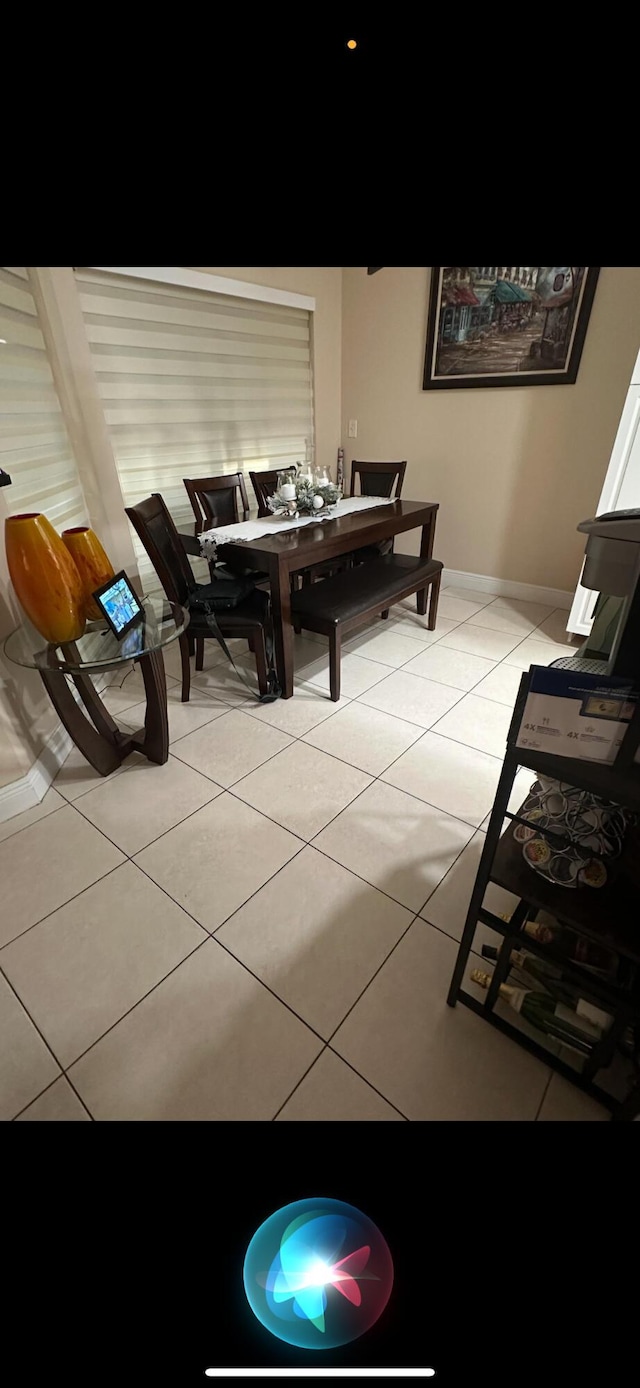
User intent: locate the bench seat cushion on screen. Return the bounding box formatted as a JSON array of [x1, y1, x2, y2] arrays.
[[290, 553, 442, 627]]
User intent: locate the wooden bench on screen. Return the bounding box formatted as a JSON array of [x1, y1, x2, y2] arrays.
[[290, 552, 443, 700]]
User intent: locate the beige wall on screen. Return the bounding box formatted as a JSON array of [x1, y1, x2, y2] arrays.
[[193, 269, 342, 479], [341, 267, 640, 592]]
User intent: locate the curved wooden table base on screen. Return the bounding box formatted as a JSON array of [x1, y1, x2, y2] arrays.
[[39, 648, 169, 776]]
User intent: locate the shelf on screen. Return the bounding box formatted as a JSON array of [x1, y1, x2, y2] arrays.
[[476, 907, 639, 1013], [489, 824, 640, 964], [447, 668, 640, 1120], [512, 746, 640, 811], [456, 990, 618, 1112]]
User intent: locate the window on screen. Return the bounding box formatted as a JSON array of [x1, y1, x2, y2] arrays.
[[0, 267, 86, 530], [73, 268, 315, 584]]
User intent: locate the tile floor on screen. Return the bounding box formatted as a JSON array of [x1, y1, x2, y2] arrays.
[[0, 585, 610, 1121]]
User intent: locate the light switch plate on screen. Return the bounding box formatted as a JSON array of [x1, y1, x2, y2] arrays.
[[348, 419, 358, 438]]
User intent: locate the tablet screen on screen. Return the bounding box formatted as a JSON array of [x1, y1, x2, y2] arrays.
[[92, 571, 144, 639]]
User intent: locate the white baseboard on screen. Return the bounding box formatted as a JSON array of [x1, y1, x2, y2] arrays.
[[0, 673, 111, 825], [0, 720, 74, 823], [442, 568, 572, 610]]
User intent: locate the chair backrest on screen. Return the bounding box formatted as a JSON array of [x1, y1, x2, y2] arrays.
[[184, 473, 250, 531], [249, 469, 283, 519], [350, 459, 407, 499], [125, 493, 194, 606]]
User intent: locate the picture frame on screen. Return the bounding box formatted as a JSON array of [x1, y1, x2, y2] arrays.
[[92, 570, 145, 640], [423, 267, 600, 390]]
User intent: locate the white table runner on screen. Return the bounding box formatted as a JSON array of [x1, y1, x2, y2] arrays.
[[199, 494, 394, 553]]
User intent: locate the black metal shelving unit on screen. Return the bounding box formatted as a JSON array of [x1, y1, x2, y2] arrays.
[[447, 669, 640, 1121]]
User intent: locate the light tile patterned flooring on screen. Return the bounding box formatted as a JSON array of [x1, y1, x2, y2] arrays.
[[0, 585, 610, 1121]]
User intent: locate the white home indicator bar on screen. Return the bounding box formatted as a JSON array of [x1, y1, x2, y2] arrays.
[[205, 1372, 436, 1379]]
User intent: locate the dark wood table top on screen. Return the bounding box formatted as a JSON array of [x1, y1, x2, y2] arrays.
[[198, 499, 439, 566]]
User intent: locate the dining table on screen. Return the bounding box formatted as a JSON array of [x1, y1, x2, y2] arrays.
[[194, 496, 439, 699]]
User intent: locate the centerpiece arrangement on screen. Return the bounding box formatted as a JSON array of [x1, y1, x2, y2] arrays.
[[268, 465, 342, 519]]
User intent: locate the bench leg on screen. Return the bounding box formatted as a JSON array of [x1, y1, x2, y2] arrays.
[[329, 630, 341, 701], [427, 570, 441, 631], [381, 609, 390, 620]]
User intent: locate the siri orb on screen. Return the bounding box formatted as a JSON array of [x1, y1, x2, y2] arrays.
[[243, 1197, 394, 1350]]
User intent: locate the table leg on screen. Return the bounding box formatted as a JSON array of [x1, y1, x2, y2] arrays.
[[68, 667, 123, 741], [417, 510, 437, 615], [269, 555, 294, 698], [39, 668, 124, 776], [39, 651, 170, 775], [137, 649, 170, 764]]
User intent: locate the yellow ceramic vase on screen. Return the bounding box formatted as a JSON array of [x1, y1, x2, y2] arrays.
[[5, 513, 86, 644], [62, 526, 115, 620]]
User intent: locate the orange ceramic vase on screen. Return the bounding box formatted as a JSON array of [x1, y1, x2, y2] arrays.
[[62, 526, 115, 620], [5, 513, 86, 643]]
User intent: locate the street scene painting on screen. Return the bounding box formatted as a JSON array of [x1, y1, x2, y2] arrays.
[[423, 267, 600, 390]]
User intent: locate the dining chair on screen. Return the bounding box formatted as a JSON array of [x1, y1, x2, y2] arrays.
[[349, 459, 408, 568], [350, 459, 407, 500], [183, 473, 269, 589], [125, 493, 270, 702], [249, 469, 283, 519], [184, 472, 250, 532]]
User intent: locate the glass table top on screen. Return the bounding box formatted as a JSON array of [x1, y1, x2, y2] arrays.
[[4, 596, 188, 673]]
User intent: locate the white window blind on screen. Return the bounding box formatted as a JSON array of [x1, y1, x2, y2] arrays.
[[73, 268, 315, 584], [0, 267, 86, 531]]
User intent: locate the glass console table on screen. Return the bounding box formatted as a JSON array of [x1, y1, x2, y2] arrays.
[[4, 596, 189, 777]]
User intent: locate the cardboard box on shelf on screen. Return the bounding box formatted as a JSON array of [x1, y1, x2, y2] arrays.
[[516, 666, 640, 765]]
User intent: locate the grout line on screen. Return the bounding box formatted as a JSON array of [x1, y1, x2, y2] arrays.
[[272, 1043, 410, 1122], [213, 935, 329, 1045], [308, 826, 472, 918], [58, 936, 212, 1074], [59, 1069, 96, 1120], [0, 963, 67, 1100], [147, 836, 307, 938], [462, 689, 520, 710], [355, 679, 471, 729], [323, 910, 422, 1049], [169, 713, 297, 784], [10, 1065, 95, 1121], [116, 858, 214, 938], [69, 770, 224, 857], [327, 1046, 411, 1120], [0, 800, 68, 845], [0, 854, 128, 955], [43, 916, 329, 1081], [270, 1046, 330, 1120], [296, 729, 499, 827], [425, 725, 510, 758], [53, 762, 130, 805], [534, 1071, 554, 1121], [418, 827, 483, 920], [10, 1072, 64, 1121]]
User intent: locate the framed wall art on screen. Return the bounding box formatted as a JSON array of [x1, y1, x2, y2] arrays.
[[423, 266, 600, 390]]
